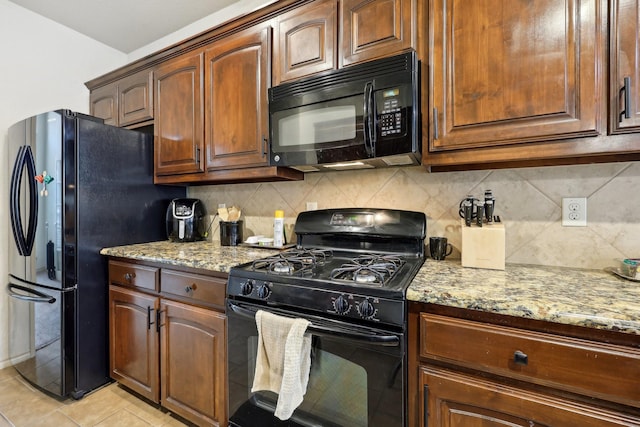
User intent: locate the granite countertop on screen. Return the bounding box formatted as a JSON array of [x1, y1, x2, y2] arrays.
[[101, 240, 640, 335], [408, 260, 640, 335], [100, 240, 280, 271]]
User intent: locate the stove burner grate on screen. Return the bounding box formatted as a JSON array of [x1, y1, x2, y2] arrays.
[[330, 254, 406, 286], [251, 248, 333, 276]]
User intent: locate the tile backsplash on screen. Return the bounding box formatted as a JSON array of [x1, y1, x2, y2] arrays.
[[190, 162, 640, 270]]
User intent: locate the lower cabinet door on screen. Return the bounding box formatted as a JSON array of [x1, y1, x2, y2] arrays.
[[421, 366, 640, 427], [109, 286, 160, 402], [160, 299, 227, 427]]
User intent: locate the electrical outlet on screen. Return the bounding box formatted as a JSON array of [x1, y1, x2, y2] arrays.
[[306, 201, 318, 211], [562, 197, 587, 227]]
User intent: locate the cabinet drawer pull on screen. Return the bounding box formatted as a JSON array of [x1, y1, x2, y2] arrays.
[[513, 350, 528, 365], [184, 283, 198, 294], [124, 272, 136, 282]]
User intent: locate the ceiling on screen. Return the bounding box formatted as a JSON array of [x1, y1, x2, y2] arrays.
[[9, 0, 240, 53]]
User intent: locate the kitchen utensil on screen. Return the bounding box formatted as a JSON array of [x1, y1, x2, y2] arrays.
[[218, 207, 229, 221], [476, 205, 484, 227], [484, 190, 495, 223], [429, 237, 453, 260], [228, 206, 241, 221]]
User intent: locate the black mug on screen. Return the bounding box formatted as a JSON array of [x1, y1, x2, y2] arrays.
[[429, 236, 453, 260]]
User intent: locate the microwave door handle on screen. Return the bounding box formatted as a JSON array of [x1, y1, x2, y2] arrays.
[[363, 82, 375, 156]]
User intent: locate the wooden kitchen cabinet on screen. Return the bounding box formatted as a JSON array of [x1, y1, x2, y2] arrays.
[[408, 305, 640, 427], [109, 285, 160, 402], [610, 0, 640, 133], [272, 0, 414, 84], [90, 83, 117, 126], [108, 260, 227, 427], [340, 0, 414, 67], [160, 300, 226, 427], [427, 0, 603, 153], [204, 24, 271, 170], [90, 69, 153, 128], [421, 367, 640, 427], [154, 50, 205, 178], [272, 0, 337, 85]]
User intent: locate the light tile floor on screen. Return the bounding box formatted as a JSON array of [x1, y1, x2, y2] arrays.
[[0, 367, 189, 426]]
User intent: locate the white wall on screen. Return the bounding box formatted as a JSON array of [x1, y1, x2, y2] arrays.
[[127, 0, 273, 62], [0, 0, 127, 368]]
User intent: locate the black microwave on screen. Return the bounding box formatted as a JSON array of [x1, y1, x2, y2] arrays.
[[268, 51, 420, 172]]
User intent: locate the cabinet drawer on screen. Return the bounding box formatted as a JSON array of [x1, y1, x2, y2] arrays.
[[161, 269, 226, 308], [109, 260, 159, 291], [420, 313, 640, 407]]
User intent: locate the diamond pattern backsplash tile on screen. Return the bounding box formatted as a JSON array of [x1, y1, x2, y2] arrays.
[[190, 162, 640, 269]]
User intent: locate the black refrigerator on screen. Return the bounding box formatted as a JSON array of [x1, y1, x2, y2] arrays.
[[7, 110, 185, 399]]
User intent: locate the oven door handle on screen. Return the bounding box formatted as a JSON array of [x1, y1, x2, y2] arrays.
[[227, 301, 400, 347]]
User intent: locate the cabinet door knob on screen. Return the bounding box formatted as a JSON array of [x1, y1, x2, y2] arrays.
[[513, 350, 528, 365], [184, 283, 197, 294], [124, 272, 136, 282]]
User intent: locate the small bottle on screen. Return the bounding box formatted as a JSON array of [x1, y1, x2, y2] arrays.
[[273, 210, 285, 247]]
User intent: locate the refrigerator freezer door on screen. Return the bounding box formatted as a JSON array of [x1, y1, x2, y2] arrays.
[[6, 277, 74, 397]]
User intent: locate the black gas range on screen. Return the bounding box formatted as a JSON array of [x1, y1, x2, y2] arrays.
[[227, 208, 426, 427], [227, 208, 426, 329]]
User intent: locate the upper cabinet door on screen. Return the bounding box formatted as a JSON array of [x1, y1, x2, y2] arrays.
[[205, 24, 271, 170], [154, 51, 205, 177], [610, 0, 640, 133], [90, 83, 117, 126], [119, 70, 153, 127], [429, 0, 603, 152], [273, 0, 338, 85], [340, 0, 414, 67]]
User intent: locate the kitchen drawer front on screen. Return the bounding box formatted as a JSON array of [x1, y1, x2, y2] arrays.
[[109, 260, 159, 292], [420, 313, 640, 407], [161, 269, 226, 308]]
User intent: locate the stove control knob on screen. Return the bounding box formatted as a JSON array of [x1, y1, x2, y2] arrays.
[[358, 299, 376, 319], [240, 280, 254, 296], [257, 284, 271, 299], [333, 295, 350, 315]]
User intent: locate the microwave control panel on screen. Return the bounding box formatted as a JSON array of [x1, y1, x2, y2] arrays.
[[376, 87, 407, 138]]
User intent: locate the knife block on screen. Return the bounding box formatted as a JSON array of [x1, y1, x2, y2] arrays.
[[461, 219, 505, 270]]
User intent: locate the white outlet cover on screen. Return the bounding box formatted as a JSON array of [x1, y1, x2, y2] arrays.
[[562, 197, 587, 227]]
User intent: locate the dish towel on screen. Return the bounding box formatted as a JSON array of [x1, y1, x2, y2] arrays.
[[251, 310, 312, 420]]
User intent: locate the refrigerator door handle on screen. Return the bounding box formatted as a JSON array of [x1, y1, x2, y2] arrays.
[[6, 283, 56, 304], [10, 145, 38, 256]]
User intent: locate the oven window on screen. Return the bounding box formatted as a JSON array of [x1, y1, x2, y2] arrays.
[[248, 336, 367, 427], [278, 106, 356, 147]]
